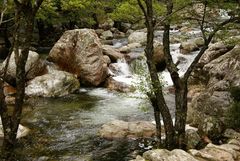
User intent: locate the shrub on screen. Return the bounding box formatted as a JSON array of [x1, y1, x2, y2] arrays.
[[227, 87, 240, 130]]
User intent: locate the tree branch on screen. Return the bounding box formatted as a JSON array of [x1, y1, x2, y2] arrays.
[[137, 0, 147, 21], [0, 8, 7, 26], [155, 1, 193, 27], [0, 0, 8, 26], [184, 16, 240, 81], [0, 17, 14, 25]]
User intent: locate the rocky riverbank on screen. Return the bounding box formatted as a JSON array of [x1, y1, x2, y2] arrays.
[[131, 129, 240, 161], [0, 15, 239, 160]]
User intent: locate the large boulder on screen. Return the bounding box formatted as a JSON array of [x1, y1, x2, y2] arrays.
[[199, 42, 233, 65], [128, 31, 147, 45], [98, 120, 155, 139], [188, 91, 230, 128], [47, 29, 107, 86], [190, 42, 234, 85], [2, 50, 46, 81], [25, 70, 80, 97], [203, 45, 240, 87]]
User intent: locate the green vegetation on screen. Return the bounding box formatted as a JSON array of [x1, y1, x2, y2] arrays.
[[227, 87, 240, 130]]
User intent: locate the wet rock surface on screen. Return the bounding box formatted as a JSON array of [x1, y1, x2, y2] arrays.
[[25, 70, 80, 97]]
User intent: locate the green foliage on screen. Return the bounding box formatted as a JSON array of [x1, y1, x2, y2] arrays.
[[227, 87, 240, 130], [0, 0, 14, 18], [132, 57, 166, 98], [230, 86, 240, 102], [152, 0, 166, 18], [227, 102, 240, 129], [60, 0, 94, 27], [110, 0, 142, 23], [36, 0, 58, 24], [111, 0, 165, 23]]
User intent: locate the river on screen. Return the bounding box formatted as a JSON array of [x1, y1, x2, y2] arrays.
[[2, 28, 200, 160]]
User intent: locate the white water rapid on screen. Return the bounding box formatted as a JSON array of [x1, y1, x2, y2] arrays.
[[110, 38, 199, 88]]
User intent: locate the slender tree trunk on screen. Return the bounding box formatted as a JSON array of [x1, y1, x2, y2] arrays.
[[174, 82, 188, 148], [138, 0, 175, 149], [147, 93, 162, 145]]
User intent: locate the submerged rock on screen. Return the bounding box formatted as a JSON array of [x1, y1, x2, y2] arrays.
[[25, 70, 80, 97], [48, 29, 107, 86]]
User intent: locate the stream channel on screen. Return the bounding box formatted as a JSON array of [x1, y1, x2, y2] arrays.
[[12, 29, 199, 161]]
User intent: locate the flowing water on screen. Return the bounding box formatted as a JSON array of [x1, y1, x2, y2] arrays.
[[4, 29, 199, 161], [16, 89, 155, 161]]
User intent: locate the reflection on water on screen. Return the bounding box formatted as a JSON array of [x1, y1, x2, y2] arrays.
[[15, 88, 154, 161]]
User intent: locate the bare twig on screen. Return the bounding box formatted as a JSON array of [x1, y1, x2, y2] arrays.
[[0, 8, 7, 26], [0, 17, 14, 24]]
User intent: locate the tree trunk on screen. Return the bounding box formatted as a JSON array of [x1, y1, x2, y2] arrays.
[[0, 0, 39, 159], [147, 93, 161, 145], [162, 0, 188, 148], [174, 82, 188, 149]]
